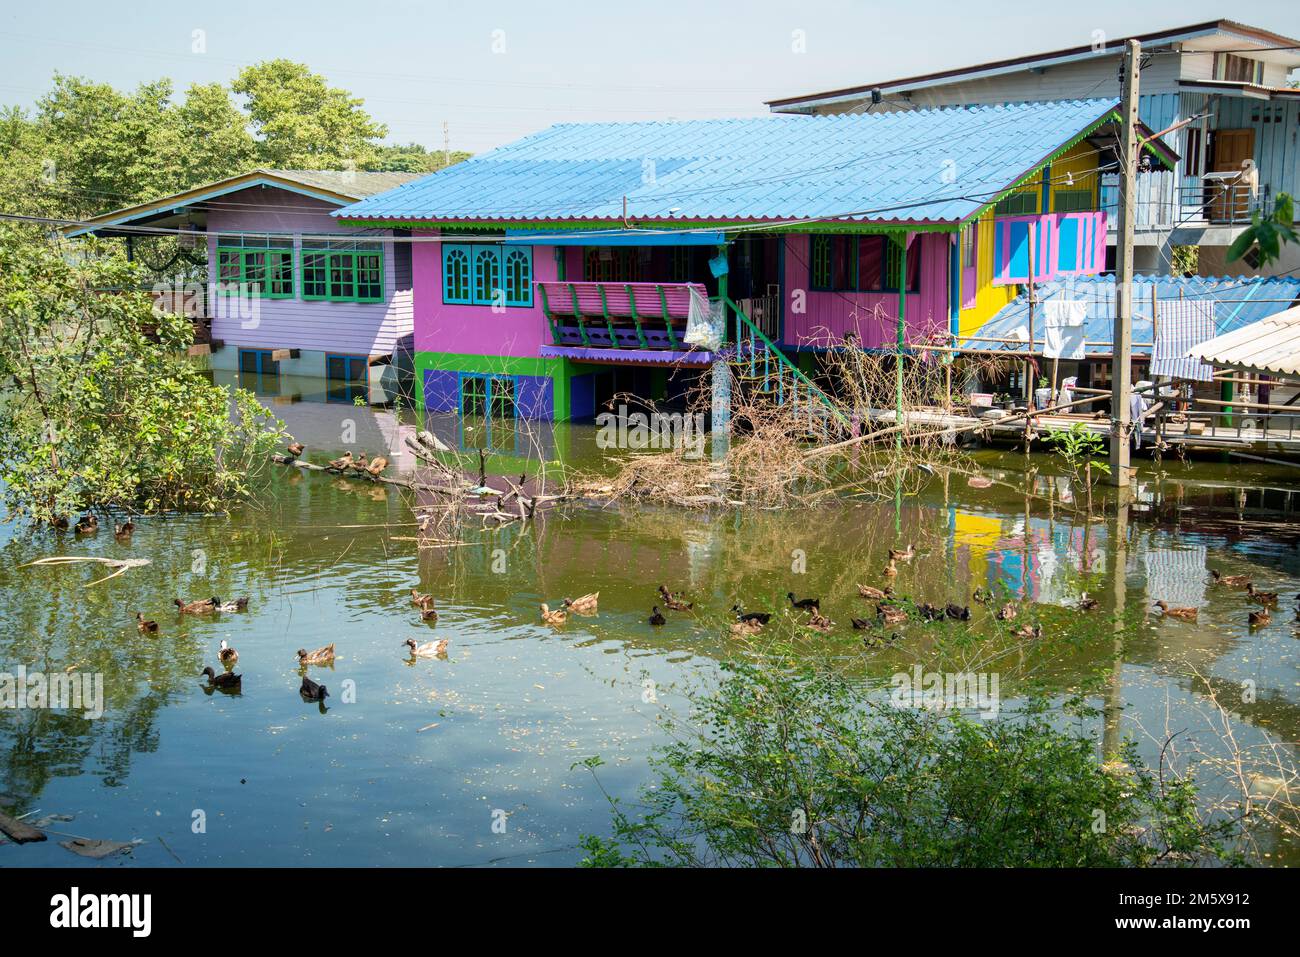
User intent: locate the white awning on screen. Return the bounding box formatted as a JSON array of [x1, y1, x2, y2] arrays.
[[1185, 305, 1300, 377]]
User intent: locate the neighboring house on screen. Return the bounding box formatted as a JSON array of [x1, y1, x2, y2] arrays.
[[336, 99, 1172, 423], [767, 19, 1300, 277], [68, 168, 421, 402], [964, 273, 1300, 402]]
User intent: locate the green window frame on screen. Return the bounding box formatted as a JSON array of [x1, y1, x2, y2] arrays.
[[1053, 190, 1094, 213], [809, 234, 917, 293], [216, 238, 294, 298], [301, 240, 385, 303], [994, 192, 1038, 216]]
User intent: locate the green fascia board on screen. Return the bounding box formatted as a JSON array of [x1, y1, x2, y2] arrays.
[[958, 108, 1178, 227], [340, 217, 960, 236]]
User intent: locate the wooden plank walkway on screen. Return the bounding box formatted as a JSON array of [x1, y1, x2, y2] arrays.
[[872, 408, 1300, 454]]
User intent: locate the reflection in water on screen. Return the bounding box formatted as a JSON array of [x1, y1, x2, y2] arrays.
[[1, 408, 1298, 865]]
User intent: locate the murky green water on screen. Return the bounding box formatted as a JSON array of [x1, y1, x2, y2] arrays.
[[2, 391, 1299, 866]]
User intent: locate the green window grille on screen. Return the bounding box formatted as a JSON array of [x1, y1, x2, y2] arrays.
[[473, 246, 502, 305], [1052, 190, 1094, 213], [810, 235, 831, 289], [301, 240, 384, 302], [994, 192, 1038, 216], [216, 237, 294, 298], [443, 245, 471, 303], [503, 247, 532, 307]]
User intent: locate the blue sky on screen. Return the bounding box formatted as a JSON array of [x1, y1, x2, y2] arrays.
[[3, 1, 1298, 153]]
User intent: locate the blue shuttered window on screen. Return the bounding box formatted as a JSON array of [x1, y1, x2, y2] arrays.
[[443, 243, 532, 307]]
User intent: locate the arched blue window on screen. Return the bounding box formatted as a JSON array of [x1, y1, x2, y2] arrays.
[[503, 247, 532, 307], [442, 245, 471, 303]]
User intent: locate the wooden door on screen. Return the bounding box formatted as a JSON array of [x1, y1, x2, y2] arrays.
[[1209, 129, 1255, 222]]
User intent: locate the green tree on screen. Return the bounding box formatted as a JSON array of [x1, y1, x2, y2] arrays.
[[1228, 193, 1298, 269], [371, 142, 472, 174], [0, 224, 284, 523], [232, 60, 388, 170]]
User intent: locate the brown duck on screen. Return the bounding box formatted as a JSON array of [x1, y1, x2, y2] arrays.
[[1247, 584, 1278, 605], [858, 584, 892, 601], [135, 612, 159, 634], [1210, 570, 1250, 588], [1154, 600, 1198, 621], [175, 597, 217, 615], [297, 644, 336, 666]]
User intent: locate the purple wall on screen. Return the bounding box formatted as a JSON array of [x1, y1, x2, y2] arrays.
[[782, 233, 950, 349], [413, 232, 557, 357], [206, 186, 412, 357]]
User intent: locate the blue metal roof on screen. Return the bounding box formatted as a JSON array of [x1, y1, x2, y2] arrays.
[[336, 99, 1123, 227], [964, 274, 1300, 356]]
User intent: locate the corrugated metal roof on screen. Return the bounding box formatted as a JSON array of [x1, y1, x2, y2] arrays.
[[963, 274, 1300, 356], [264, 169, 423, 198], [1187, 305, 1300, 376], [335, 100, 1122, 226]]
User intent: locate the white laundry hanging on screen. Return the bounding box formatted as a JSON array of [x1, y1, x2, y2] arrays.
[[1042, 299, 1086, 360]]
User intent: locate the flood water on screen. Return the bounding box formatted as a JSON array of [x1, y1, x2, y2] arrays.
[[2, 387, 1300, 867]]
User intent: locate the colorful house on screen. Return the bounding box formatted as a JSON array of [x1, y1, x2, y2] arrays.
[[335, 99, 1174, 422], [69, 168, 421, 402], [766, 19, 1300, 279]]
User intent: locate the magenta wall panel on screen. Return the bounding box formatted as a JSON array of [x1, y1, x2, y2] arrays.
[[781, 233, 950, 350], [413, 233, 556, 358]]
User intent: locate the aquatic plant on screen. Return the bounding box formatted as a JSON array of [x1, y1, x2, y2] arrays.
[[579, 651, 1236, 867]]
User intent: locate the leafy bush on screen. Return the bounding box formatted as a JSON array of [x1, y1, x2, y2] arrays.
[[0, 225, 284, 523], [580, 655, 1233, 867]]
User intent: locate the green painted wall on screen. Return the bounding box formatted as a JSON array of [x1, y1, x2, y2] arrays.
[[413, 350, 580, 420]]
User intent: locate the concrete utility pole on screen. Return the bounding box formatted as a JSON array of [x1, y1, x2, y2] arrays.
[[1109, 38, 1140, 487]]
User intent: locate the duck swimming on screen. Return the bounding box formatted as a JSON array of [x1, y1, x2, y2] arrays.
[[1247, 584, 1278, 605], [878, 604, 908, 625], [1249, 608, 1272, 628], [563, 593, 599, 614], [218, 639, 238, 666], [888, 545, 915, 562], [805, 611, 834, 634], [175, 597, 217, 615], [540, 603, 568, 626], [657, 585, 692, 611], [296, 644, 336, 666], [882, 560, 899, 579], [649, 607, 667, 626], [74, 513, 98, 535], [730, 619, 765, 637], [410, 589, 434, 608], [1154, 600, 1198, 621], [299, 676, 329, 701], [214, 597, 249, 613], [787, 592, 820, 611], [732, 606, 771, 625], [857, 584, 892, 601], [201, 666, 241, 690], [403, 638, 449, 658], [114, 520, 134, 541], [1210, 570, 1250, 588], [135, 612, 158, 634]]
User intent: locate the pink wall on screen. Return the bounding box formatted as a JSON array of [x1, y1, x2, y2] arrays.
[[206, 186, 411, 356], [782, 233, 950, 349], [412, 233, 557, 357]]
